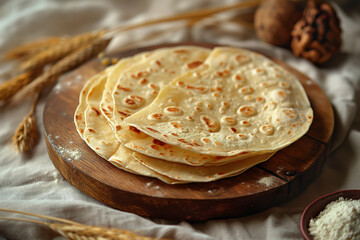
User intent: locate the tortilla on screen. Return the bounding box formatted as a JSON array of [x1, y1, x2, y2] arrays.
[[74, 66, 185, 184], [109, 145, 187, 184], [100, 51, 151, 129], [83, 74, 119, 159], [132, 151, 275, 182], [123, 133, 265, 166], [124, 47, 313, 156], [111, 46, 259, 165], [75, 69, 111, 138]]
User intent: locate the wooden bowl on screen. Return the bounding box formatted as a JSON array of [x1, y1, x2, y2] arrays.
[[300, 189, 360, 240]]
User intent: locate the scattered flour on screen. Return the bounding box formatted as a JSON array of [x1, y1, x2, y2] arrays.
[[145, 181, 159, 190], [48, 134, 82, 162], [208, 189, 215, 194], [309, 197, 360, 240], [145, 182, 163, 197], [76, 74, 83, 80], [258, 176, 275, 187], [55, 145, 82, 162], [51, 170, 63, 183], [53, 84, 63, 94], [53, 75, 81, 94], [306, 79, 313, 85]]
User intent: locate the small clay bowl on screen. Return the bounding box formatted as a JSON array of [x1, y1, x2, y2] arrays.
[[300, 189, 360, 240]]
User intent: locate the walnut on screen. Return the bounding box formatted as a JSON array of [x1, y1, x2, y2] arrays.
[[254, 0, 305, 47], [291, 0, 342, 64]]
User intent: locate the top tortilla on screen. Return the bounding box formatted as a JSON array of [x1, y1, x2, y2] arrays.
[[111, 46, 262, 166], [123, 47, 313, 156]]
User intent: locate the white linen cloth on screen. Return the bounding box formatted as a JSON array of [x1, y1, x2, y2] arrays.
[[0, 0, 359, 239]]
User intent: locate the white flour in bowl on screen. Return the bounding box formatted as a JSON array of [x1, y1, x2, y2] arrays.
[[309, 197, 360, 240]]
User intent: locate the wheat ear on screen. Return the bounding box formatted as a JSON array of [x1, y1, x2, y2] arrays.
[[11, 91, 40, 153], [5, 37, 61, 60], [0, 70, 42, 102], [12, 37, 111, 102], [20, 30, 107, 72], [0, 208, 166, 240]]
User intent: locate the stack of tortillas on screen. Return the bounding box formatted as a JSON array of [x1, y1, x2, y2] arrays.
[[74, 46, 313, 184]]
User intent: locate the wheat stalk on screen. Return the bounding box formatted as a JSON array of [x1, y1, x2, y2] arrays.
[[0, 70, 42, 102], [20, 30, 107, 72], [0, 208, 166, 240], [48, 223, 161, 240], [11, 91, 40, 153], [12, 36, 111, 102], [4, 37, 61, 60]]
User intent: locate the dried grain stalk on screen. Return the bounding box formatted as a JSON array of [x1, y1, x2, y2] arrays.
[[5, 37, 61, 60], [11, 92, 40, 153], [0, 70, 41, 102], [20, 30, 107, 72], [13, 37, 111, 102], [48, 223, 160, 240], [0, 208, 166, 240]]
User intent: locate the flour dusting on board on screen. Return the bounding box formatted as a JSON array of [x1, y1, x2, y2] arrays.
[[145, 181, 163, 196], [76, 74, 83, 80], [53, 74, 82, 94], [258, 176, 276, 187], [55, 145, 82, 162], [48, 134, 82, 161]]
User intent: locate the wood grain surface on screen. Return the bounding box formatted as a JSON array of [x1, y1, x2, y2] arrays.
[[43, 43, 334, 221]]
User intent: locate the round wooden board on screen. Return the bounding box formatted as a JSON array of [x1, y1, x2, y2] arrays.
[[43, 43, 334, 221]]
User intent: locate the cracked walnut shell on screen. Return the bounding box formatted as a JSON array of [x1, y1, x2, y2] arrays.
[[291, 0, 342, 64]]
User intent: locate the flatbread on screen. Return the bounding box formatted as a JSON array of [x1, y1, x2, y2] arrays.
[[109, 145, 187, 184], [83, 74, 119, 159], [111, 46, 260, 165], [74, 66, 185, 184], [75, 69, 111, 138], [132, 151, 275, 182], [123, 133, 265, 166], [124, 47, 313, 156], [100, 52, 151, 129]]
